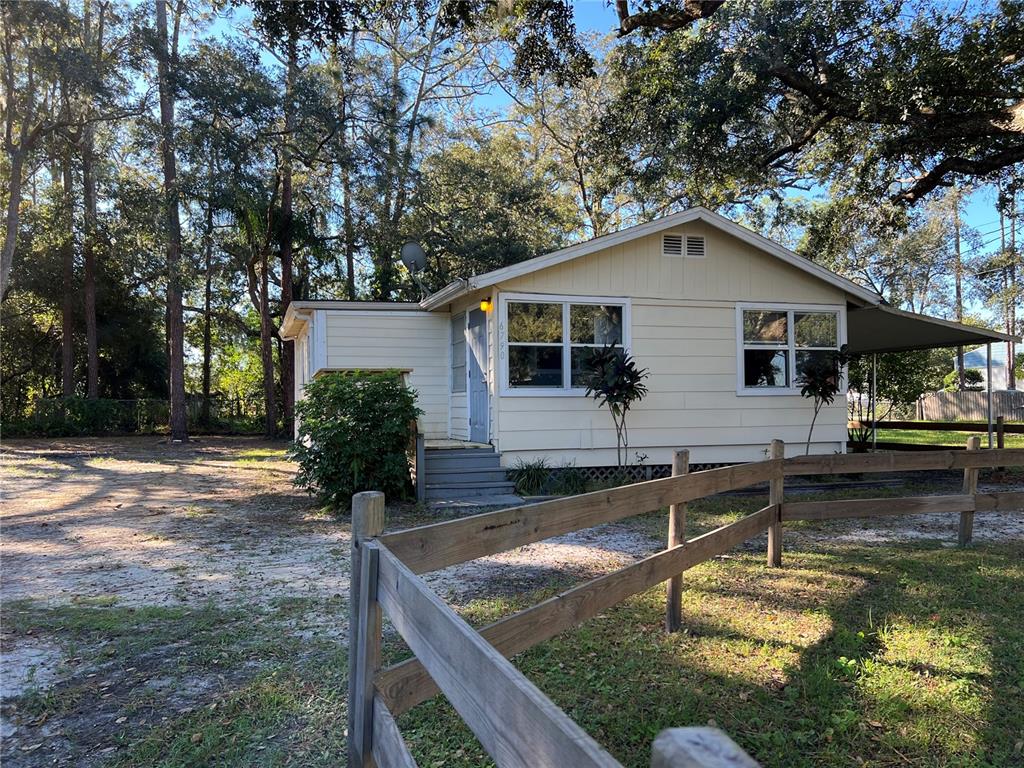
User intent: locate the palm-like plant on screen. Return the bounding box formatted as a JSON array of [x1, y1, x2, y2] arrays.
[[581, 343, 649, 469], [798, 345, 851, 455]]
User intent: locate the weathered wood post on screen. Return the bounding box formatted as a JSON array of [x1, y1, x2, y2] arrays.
[[766, 440, 784, 567], [666, 449, 689, 633], [958, 436, 980, 546], [996, 415, 1005, 450], [651, 727, 760, 767], [348, 491, 385, 767], [415, 433, 426, 503]]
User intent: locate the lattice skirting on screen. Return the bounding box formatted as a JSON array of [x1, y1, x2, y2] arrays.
[[552, 462, 726, 487]]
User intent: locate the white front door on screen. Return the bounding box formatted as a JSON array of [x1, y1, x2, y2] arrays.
[[467, 308, 489, 443]]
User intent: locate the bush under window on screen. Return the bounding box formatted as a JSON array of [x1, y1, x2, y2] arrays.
[[291, 370, 421, 511]]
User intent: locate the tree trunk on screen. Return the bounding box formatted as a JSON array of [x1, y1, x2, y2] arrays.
[[279, 32, 298, 436], [258, 248, 277, 437], [81, 123, 99, 398], [155, 0, 188, 441], [1, 149, 24, 300], [335, 35, 357, 300], [60, 155, 75, 397], [201, 183, 214, 424], [81, 0, 100, 398]]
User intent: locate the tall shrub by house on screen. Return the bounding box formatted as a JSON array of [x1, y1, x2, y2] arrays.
[[581, 343, 649, 469], [292, 370, 421, 510]]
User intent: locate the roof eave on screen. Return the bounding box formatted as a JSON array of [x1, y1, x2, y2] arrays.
[[420, 278, 469, 311]]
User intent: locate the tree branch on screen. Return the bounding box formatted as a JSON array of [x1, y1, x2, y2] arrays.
[[616, 0, 725, 36], [897, 144, 1024, 203]]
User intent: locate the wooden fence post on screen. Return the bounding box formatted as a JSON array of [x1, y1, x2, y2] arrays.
[[766, 440, 784, 567], [348, 491, 385, 768], [415, 434, 426, 503], [958, 437, 980, 546], [666, 449, 689, 633], [996, 416, 1005, 450]]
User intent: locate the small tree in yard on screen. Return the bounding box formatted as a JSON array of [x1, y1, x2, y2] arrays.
[[291, 370, 421, 511], [798, 346, 851, 455], [581, 343, 649, 469]]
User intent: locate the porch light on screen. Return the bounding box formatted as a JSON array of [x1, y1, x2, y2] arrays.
[[480, 297, 492, 312]]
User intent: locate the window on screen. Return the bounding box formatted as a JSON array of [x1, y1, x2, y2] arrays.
[[738, 305, 842, 393], [502, 295, 628, 393], [450, 313, 466, 393]]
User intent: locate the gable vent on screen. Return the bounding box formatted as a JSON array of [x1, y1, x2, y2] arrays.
[[685, 235, 706, 258], [662, 234, 684, 257]]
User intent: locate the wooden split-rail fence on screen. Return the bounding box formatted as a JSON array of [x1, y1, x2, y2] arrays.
[[348, 439, 1024, 768]]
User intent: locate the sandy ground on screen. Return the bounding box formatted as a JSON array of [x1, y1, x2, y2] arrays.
[[1, 437, 1021, 765], [2, 437, 348, 610], [0, 438, 659, 702]]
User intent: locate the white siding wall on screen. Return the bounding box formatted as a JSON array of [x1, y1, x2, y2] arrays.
[[492, 227, 850, 465], [292, 325, 311, 438], [320, 309, 450, 439]]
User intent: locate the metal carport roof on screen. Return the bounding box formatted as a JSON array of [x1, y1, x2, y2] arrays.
[[846, 304, 1016, 354]]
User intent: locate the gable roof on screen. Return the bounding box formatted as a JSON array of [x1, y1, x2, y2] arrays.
[[962, 344, 1008, 368], [420, 206, 884, 310]]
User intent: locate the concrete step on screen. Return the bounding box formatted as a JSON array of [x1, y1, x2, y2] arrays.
[[425, 448, 497, 460], [424, 468, 509, 484], [425, 455, 502, 471], [425, 480, 517, 499]]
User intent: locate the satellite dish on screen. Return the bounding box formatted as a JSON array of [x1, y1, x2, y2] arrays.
[[400, 241, 427, 274]]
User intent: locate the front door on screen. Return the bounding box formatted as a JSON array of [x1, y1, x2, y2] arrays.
[[467, 308, 489, 443]]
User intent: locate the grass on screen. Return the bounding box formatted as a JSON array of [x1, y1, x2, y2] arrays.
[[876, 427, 1024, 448], [395, 541, 1024, 768], [235, 447, 291, 461]]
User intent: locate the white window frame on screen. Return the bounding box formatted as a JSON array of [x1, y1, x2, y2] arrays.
[[735, 302, 847, 396], [498, 292, 632, 397]]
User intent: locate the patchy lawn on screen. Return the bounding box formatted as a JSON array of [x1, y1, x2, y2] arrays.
[[875, 427, 1024, 449], [397, 540, 1024, 767], [2, 438, 1022, 767]]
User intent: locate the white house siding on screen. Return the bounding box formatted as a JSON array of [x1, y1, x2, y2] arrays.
[[322, 309, 450, 439], [490, 226, 850, 465], [291, 325, 311, 438], [450, 393, 469, 440]]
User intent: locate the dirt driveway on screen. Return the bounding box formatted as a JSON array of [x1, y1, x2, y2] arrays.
[[2, 437, 346, 611], [0, 437, 660, 767], [1, 437, 356, 766]]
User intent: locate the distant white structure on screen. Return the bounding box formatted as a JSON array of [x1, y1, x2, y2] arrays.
[[957, 344, 1021, 391]]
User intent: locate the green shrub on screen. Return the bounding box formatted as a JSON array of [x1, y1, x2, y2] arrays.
[[552, 463, 587, 495], [290, 370, 421, 511], [508, 457, 551, 496], [942, 368, 984, 391]]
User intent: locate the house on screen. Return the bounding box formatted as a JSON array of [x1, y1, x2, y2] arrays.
[[280, 207, 1012, 496], [957, 344, 1021, 391]]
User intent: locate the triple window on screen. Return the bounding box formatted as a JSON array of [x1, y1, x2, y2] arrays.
[[739, 305, 843, 392], [502, 296, 628, 392]]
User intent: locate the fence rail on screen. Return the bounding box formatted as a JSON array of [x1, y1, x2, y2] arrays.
[[350, 441, 1024, 767]]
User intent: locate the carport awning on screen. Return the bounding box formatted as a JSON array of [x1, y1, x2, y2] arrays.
[[846, 304, 1015, 354]]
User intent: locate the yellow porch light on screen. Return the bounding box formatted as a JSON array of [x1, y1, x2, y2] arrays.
[[480, 297, 493, 312]]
